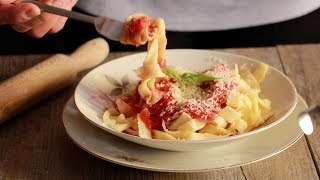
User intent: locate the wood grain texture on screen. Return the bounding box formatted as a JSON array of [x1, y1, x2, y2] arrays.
[[0, 46, 319, 179], [0, 53, 245, 180], [277, 44, 320, 177], [221, 47, 319, 180], [0, 38, 109, 124]]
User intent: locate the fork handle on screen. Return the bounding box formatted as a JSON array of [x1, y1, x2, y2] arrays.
[[22, 0, 96, 24]]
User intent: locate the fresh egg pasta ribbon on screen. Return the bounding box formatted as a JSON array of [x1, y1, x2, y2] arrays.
[[102, 13, 272, 141]]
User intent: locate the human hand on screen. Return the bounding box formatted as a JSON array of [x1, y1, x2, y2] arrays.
[[0, 0, 77, 38]]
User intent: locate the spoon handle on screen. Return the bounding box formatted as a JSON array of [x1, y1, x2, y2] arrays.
[[303, 104, 320, 115]]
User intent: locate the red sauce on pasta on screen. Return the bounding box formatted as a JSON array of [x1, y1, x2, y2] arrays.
[[123, 65, 238, 131], [123, 79, 177, 130], [159, 59, 166, 68], [124, 89, 143, 113], [179, 80, 238, 121], [139, 108, 152, 129], [147, 78, 178, 130], [127, 16, 150, 34], [121, 16, 153, 47]]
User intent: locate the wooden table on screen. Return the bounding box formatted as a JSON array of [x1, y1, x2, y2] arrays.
[[1, 44, 319, 179]]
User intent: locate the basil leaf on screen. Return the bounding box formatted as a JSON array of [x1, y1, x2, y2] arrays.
[[181, 73, 217, 84], [162, 67, 181, 80], [162, 67, 219, 90]]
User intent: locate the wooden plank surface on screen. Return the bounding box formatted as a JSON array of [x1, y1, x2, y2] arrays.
[[277, 44, 320, 176], [0, 54, 245, 180], [0, 45, 319, 179], [224, 47, 319, 180]]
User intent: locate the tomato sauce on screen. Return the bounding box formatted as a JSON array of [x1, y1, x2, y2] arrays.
[[124, 79, 177, 130], [124, 88, 143, 113], [125, 16, 152, 46], [127, 16, 151, 34], [123, 66, 239, 130], [147, 78, 178, 130], [159, 58, 166, 68], [139, 108, 152, 129], [179, 78, 238, 121]]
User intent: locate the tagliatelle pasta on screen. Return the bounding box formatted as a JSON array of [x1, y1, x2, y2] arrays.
[[102, 13, 272, 140]]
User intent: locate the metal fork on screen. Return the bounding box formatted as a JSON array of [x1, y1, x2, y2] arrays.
[[22, 0, 124, 41]]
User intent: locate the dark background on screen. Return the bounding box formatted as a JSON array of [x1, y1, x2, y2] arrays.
[[0, 7, 320, 55]]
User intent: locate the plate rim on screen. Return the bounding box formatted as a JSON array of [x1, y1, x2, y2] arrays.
[[63, 95, 306, 172]]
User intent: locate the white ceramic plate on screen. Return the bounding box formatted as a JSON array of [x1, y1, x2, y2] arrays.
[[74, 49, 297, 151], [63, 95, 305, 172]]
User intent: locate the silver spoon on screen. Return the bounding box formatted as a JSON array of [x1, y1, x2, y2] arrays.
[[298, 104, 320, 135], [21, 0, 124, 41]]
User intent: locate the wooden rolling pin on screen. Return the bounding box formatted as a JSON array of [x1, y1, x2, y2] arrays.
[[0, 38, 109, 124]]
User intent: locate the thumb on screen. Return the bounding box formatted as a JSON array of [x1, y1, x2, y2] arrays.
[[0, 3, 40, 25]]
